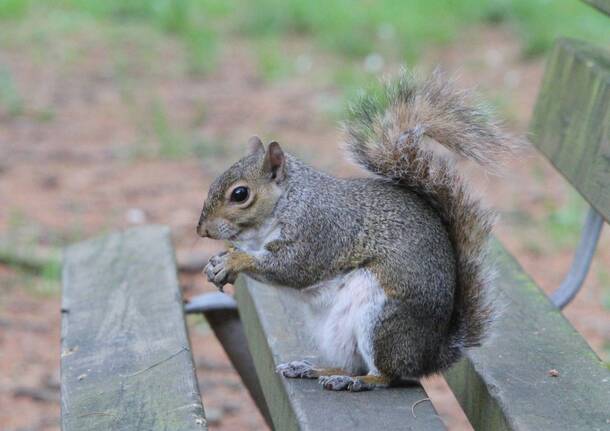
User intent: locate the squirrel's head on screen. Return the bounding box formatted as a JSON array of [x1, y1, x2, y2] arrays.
[[197, 136, 285, 240]]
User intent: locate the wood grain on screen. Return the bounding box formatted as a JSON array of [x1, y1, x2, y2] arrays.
[[235, 276, 446, 431], [530, 38, 610, 222], [61, 226, 206, 430], [444, 240, 610, 431]]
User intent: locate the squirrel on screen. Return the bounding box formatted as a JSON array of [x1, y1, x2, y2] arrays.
[[197, 69, 514, 392]]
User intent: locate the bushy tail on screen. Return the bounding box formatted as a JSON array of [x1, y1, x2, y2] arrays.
[[345, 70, 514, 359]]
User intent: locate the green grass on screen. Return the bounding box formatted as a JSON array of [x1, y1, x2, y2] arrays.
[[1, 0, 231, 74], [236, 0, 610, 61], [0, 0, 29, 19], [3, 0, 609, 77]]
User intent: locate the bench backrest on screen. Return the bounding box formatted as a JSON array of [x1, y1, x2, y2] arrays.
[[530, 38, 610, 223]]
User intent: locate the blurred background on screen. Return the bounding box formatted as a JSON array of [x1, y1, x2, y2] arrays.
[[0, 1, 609, 430]]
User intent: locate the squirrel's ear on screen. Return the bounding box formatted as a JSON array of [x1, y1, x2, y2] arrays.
[[263, 141, 285, 182], [248, 136, 265, 155]]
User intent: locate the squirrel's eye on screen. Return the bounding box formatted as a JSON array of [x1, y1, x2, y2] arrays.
[[230, 186, 249, 203]]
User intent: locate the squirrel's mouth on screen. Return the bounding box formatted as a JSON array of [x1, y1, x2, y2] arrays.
[[211, 221, 240, 241]]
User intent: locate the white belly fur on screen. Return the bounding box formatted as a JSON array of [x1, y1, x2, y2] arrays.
[[297, 269, 387, 374]]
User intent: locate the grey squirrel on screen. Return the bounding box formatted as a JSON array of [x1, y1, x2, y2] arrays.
[[197, 70, 514, 391]]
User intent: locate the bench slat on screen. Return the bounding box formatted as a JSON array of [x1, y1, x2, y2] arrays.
[[583, 0, 610, 16], [444, 241, 610, 430], [235, 276, 446, 431], [61, 226, 206, 430], [530, 38, 610, 222]]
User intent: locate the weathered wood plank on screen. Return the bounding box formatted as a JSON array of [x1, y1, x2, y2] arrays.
[[583, 0, 610, 16], [61, 226, 206, 430], [530, 38, 610, 222], [444, 241, 610, 431], [235, 276, 446, 431]]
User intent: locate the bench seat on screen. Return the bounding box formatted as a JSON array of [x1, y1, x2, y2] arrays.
[[444, 241, 610, 430], [234, 276, 446, 430]]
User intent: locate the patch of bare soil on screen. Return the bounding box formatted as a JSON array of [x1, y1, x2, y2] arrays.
[[0, 24, 608, 431]]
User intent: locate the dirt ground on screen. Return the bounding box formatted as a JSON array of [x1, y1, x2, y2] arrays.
[[1, 25, 609, 431]]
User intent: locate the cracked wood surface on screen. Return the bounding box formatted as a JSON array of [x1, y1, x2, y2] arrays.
[[61, 226, 206, 430]]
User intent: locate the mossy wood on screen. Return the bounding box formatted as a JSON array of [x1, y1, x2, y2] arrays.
[[61, 226, 206, 430], [444, 241, 610, 431], [583, 0, 610, 15], [530, 38, 610, 222], [235, 276, 446, 431]]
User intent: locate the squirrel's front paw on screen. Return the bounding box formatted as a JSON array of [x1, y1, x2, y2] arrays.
[[204, 252, 237, 291]]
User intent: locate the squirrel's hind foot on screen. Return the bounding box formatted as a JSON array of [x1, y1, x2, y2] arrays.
[[318, 374, 389, 392], [276, 360, 317, 379], [276, 360, 352, 380]]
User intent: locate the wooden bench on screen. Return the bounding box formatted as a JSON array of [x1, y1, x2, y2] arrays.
[[61, 4, 610, 430]]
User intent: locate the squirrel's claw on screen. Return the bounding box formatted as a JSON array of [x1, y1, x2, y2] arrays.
[[276, 360, 316, 379]]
